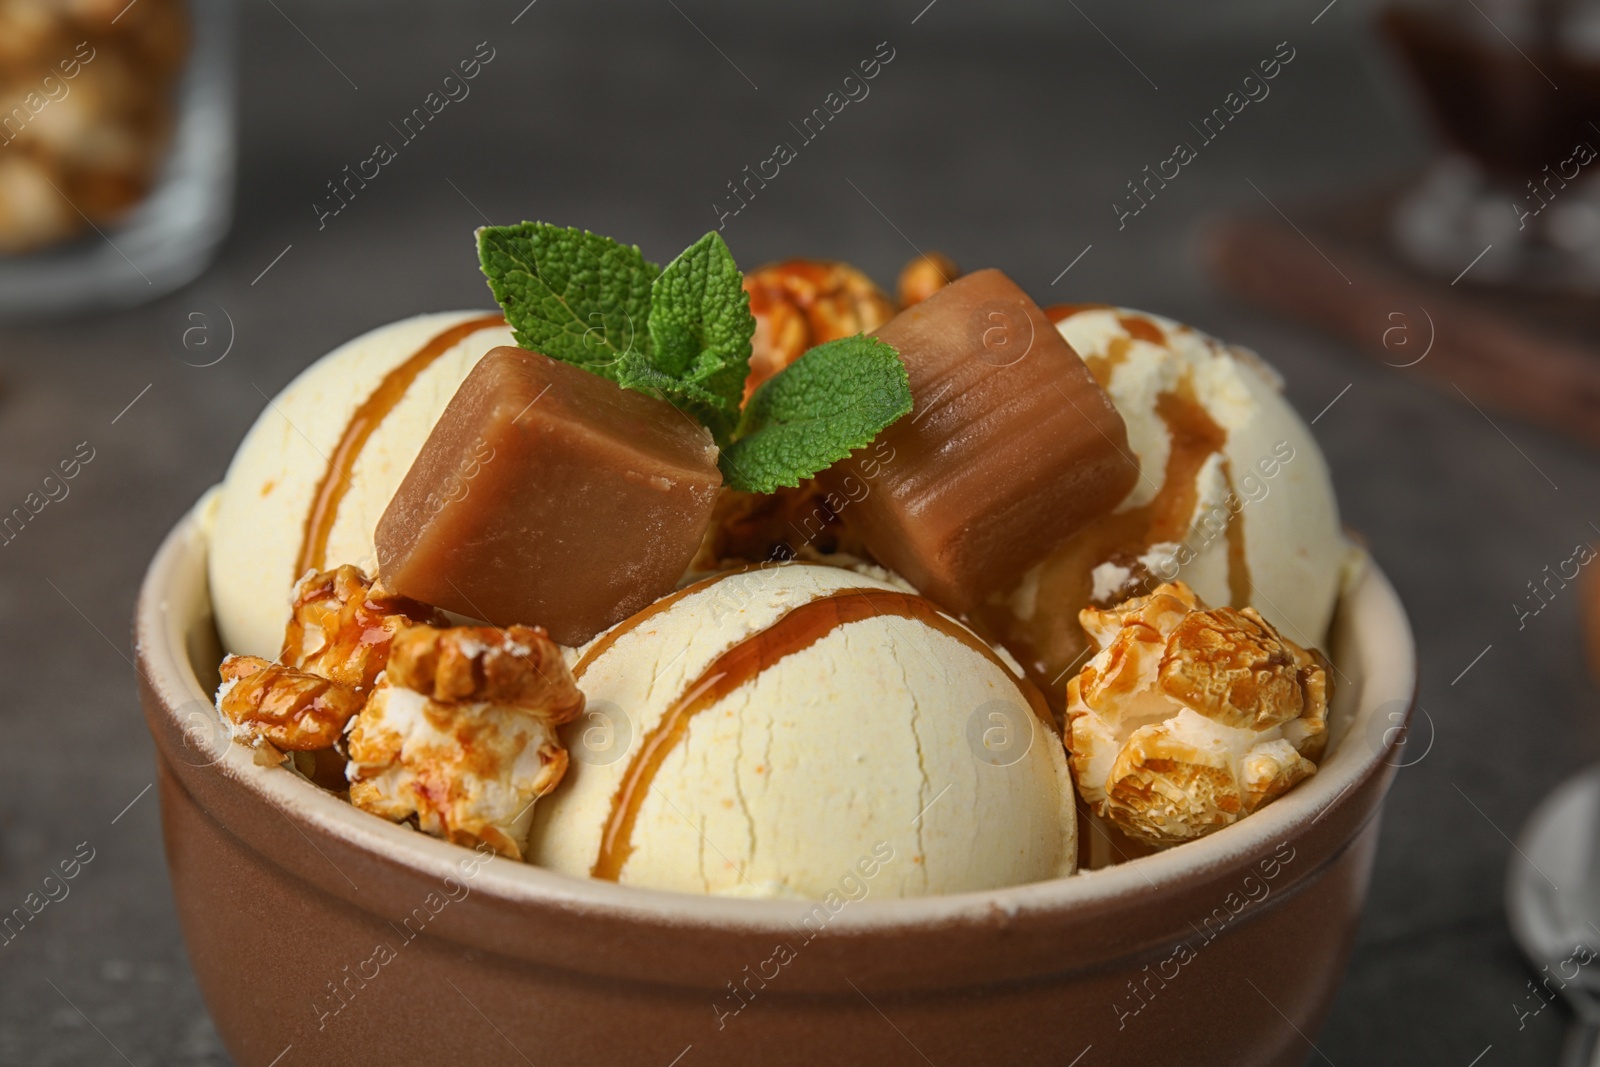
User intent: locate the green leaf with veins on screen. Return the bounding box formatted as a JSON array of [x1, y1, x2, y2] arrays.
[[619, 231, 754, 444], [719, 335, 912, 494], [476, 223, 657, 381], [476, 223, 909, 496]]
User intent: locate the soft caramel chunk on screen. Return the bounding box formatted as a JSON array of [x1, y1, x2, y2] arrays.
[[375, 347, 723, 646], [819, 269, 1137, 612]]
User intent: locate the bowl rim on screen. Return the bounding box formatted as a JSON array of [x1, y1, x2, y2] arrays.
[[137, 495, 1416, 936]]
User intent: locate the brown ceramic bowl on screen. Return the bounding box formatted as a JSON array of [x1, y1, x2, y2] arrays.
[[136, 499, 1415, 1067]]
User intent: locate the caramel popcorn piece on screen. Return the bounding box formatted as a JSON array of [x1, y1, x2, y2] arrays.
[[213, 565, 587, 852], [213, 566, 446, 774], [1065, 581, 1330, 848], [385, 624, 584, 722], [216, 655, 365, 753], [1158, 607, 1307, 732], [281, 564, 446, 693], [742, 259, 895, 402], [345, 623, 583, 859], [896, 251, 958, 307], [0, 0, 191, 253], [691, 479, 875, 572]]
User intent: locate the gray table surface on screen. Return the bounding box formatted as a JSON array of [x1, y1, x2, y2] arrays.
[[1, 2, 1593, 1064]]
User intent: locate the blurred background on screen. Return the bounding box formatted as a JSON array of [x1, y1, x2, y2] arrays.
[[2, 0, 1598, 1063]]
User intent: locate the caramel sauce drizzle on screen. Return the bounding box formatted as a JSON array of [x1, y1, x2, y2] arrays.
[[293, 315, 504, 580], [1082, 337, 1129, 388], [1041, 303, 1166, 352], [589, 585, 1051, 882], [1117, 314, 1165, 346], [1223, 461, 1253, 610], [571, 563, 767, 681], [1045, 309, 1160, 387]]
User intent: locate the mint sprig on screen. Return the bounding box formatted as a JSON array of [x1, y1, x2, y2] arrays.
[[476, 221, 914, 495], [619, 232, 754, 444], [720, 336, 912, 494], [476, 223, 657, 381]]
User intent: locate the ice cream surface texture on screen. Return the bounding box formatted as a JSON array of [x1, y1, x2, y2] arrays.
[[529, 562, 1077, 898], [210, 311, 514, 659]]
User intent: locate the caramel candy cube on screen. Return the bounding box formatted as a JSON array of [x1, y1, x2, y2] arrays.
[[376, 347, 722, 646], [820, 269, 1136, 612]]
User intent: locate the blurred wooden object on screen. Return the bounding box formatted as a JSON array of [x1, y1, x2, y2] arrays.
[[1585, 567, 1600, 687], [1203, 182, 1600, 451]]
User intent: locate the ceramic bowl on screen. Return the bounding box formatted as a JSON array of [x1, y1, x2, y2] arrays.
[[136, 499, 1414, 1067]]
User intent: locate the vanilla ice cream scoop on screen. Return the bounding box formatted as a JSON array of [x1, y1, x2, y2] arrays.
[[210, 312, 515, 659], [528, 562, 1077, 898], [1067, 581, 1330, 848], [978, 306, 1352, 694]]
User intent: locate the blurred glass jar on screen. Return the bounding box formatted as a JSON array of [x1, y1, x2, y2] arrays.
[[0, 0, 234, 317], [1381, 0, 1600, 290]]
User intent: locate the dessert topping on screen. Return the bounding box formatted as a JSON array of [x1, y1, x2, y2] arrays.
[[475, 222, 913, 494], [743, 259, 896, 401], [281, 564, 447, 693], [818, 268, 1137, 612], [896, 251, 958, 307], [216, 566, 441, 753], [386, 623, 584, 721], [720, 335, 910, 496], [374, 346, 724, 645], [345, 621, 581, 859], [1066, 581, 1330, 847], [216, 655, 365, 753]]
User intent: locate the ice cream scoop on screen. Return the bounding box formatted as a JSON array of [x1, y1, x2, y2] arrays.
[[209, 311, 515, 659], [528, 562, 1076, 898], [975, 306, 1352, 696]]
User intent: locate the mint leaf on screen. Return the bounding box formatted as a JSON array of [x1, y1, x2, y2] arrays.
[[719, 335, 912, 494], [474, 224, 905, 497], [618, 232, 754, 444], [477, 223, 658, 382]]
